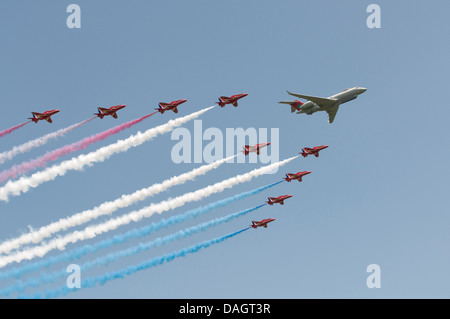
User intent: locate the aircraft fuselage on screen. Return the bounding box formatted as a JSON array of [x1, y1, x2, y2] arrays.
[[297, 87, 366, 115]]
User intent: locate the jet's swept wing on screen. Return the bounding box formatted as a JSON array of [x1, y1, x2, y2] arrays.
[[325, 105, 339, 124], [287, 91, 337, 108]]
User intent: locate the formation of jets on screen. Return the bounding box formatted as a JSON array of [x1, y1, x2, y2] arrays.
[[251, 143, 330, 230], [26, 86, 366, 126], [22, 93, 244, 124], [280, 87, 367, 123]]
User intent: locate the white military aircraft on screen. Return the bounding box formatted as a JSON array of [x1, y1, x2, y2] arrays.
[[279, 87, 367, 123]]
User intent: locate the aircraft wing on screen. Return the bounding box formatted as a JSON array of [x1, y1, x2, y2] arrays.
[[325, 105, 339, 123], [287, 91, 337, 108]]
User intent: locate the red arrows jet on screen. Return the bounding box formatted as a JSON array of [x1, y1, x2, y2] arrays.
[[94, 105, 126, 119], [278, 100, 304, 113], [216, 93, 248, 107], [266, 195, 293, 206], [155, 99, 187, 114], [251, 218, 276, 229], [242, 143, 270, 155], [284, 171, 312, 182], [300, 145, 329, 158], [28, 109, 60, 124]]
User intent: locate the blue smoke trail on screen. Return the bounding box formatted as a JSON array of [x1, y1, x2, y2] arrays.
[[4, 204, 265, 296], [0, 181, 282, 287], [26, 227, 251, 299]]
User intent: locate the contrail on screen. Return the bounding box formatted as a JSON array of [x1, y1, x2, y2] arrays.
[[0, 113, 156, 183], [28, 228, 251, 298], [0, 118, 95, 165], [0, 156, 296, 267], [0, 121, 30, 138], [0, 182, 281, 280], [0, 154, 237, 254], [0, 106, 215, 202], [1, 205, 264, 295]]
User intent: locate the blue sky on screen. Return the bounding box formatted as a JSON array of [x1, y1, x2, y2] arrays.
[[0, 0, 449, 298]]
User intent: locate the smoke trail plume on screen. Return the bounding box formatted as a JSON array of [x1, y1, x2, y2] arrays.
[[0, 154, 237, 254], [29, 228, 251, 298], [0, 182, 280, 280], [0, 205, 264, 295], [0, 118, 95, 165], [0, 113, 156, 183], [0, 121, 30, 138], [0, 156, 295, 267], [0, 106, 214, 202]]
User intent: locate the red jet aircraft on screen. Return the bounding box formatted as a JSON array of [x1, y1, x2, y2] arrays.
[[284, 171, 312, 182], [278, 100, 304, 113], [216, 93, 248, 107], [300, 145, 329, 158], [94, 105, 126, 119], [266, 195, 293, 206], [242, 143, 270, 155], [155, 99, 187, 114], [251, 218, 276, 229], [28, 109, 60, 124]]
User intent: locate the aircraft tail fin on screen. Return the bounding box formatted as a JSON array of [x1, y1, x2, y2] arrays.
[[155, 105, 165, 114], [300, 149, 307, 157]]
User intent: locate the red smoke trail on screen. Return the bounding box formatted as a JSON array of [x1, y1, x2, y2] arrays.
[[0, 112, 157, 183], [0, 121, 31, 138]]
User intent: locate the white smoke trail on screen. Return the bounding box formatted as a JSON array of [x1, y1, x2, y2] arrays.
[[0, 155, 236, 254], [0, 156, 297, 267], [0, 118, 94, 165], [0, 106, 214, 202]]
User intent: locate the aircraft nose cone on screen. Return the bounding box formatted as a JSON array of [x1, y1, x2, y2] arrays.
[[359, 87, 367, 93]]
